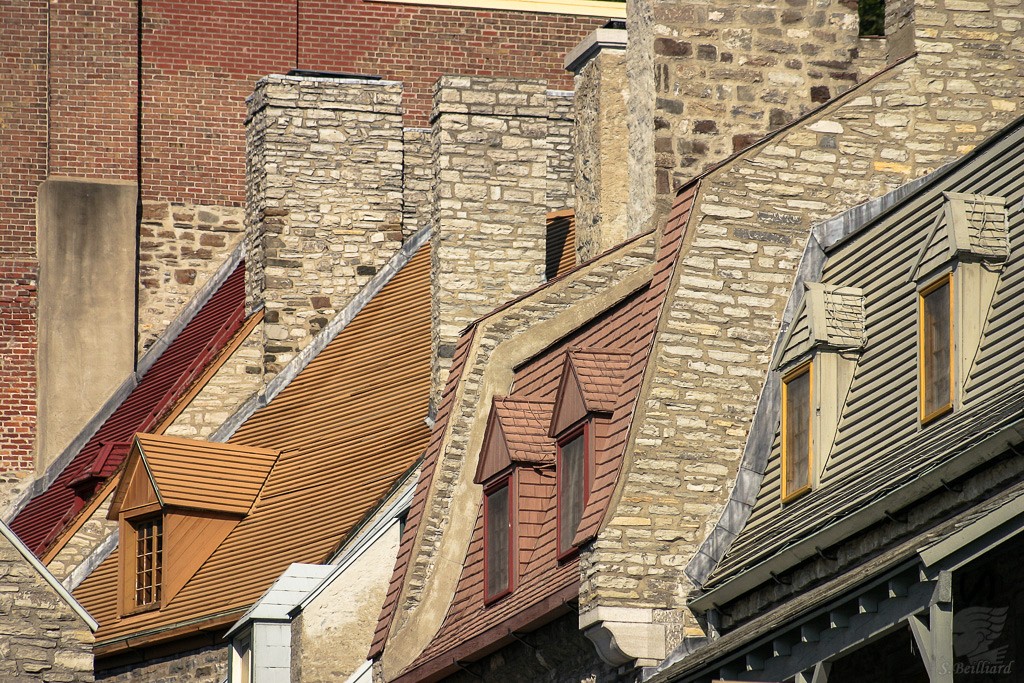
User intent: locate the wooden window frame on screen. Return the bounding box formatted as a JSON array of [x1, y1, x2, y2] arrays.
[[556, 421, 591, 560], [919, 274, 954, 424], [781, 361, 813, 503], [483, 474, 515, 605], [123, 513, 163, 615]]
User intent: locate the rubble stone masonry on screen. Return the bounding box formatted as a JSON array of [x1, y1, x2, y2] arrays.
[[96, 644, 225, 683], [138, 202, 245, 354], [587, 0, 1024, 637], [626, 0, 866, 234], [0, 530, 94, 682], [245, 76, 406, 379], [429, 77, 575, 408]]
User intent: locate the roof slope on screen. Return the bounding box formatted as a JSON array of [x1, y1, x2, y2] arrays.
[[701, 120, 1024, 592], [112, 434, 280, 517], [372, 185, 698, 678], [11, 261, 247, 555], [493, 399, 556, 466], [74, 244, 433, 652]]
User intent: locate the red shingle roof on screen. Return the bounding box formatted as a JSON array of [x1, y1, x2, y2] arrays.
[[10, 262, 247, 556], [494, 399, 555, 466]]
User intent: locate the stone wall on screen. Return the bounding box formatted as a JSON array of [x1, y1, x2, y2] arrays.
[[402, 129, 433, 240], [548, 91, 577, 215], [570, 29, 630, 261], [0, 529, 94, 681], [429, 76, 575, 409], [586, 0, 1024, 634], [444, 613, 635, 683], [245, 75, 406, 379], [138, 202, 245, 355], [626, 0, 866, 234], [96, 644, 226, 683], [164, 322, 264, 441], [46, 492, 116, 585]]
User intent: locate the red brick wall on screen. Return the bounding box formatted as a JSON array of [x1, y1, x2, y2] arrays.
[[0, 0, 605, 475], [48, 0, 138, 180], [0, 1, 47, 472]]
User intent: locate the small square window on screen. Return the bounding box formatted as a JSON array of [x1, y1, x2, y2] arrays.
[[781, 362, 812, 502], [133, 517, 163, 608], [920, 275, 953, 423], [484, 480, 512, 602], [557, 426, 588, 557]]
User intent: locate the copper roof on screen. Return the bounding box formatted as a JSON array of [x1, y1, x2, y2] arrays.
[[372, 185, 699, 679], [109, 434, 280, 518], [11, 262, 247, 555], [75, 245, 433, 653]]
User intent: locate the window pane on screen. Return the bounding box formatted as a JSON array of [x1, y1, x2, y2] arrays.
[[559, 434, 585, 553], [485, 485, 509, 598], [784, 368, 811, 497], [922, 281, 951, 418], [133, 518, 163, 607]]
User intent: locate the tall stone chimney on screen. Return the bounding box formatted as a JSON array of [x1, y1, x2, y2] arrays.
[[245, 75, 406, 379]]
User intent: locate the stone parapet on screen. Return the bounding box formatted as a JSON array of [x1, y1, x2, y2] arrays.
[[429, 76, 574, 409], [245, 75, 406, 379]]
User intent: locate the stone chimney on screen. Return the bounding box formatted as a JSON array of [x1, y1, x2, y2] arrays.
[[245, 75, 406, 379], [429, 76, 574, 410], [566, 24, 630, 262], [626, 0, 866, 234]]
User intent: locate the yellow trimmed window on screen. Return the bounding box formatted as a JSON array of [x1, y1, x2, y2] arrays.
[[919, 275, 953, 423], [782, 362, 813, 502]]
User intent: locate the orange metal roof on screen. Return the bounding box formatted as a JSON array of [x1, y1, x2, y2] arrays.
[[373, 183, 700, 679], [75, 245, 433, 652], [110, 434, 280, 517], [546, 210, 577, 280]]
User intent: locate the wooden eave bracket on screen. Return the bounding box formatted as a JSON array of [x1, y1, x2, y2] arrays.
[[579, 606, 668, 667]]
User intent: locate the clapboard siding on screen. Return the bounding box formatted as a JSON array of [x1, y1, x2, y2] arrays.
[[709, 127, 1024, 585]]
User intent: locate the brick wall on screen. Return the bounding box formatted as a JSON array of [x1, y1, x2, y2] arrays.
[[0, 2, 46, 481], [0, 529, 94, 681]]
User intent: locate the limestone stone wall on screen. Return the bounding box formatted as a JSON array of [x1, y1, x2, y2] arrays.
[[585, 0, 1024, 633], [163, 321, 263, 440], [96, 644, 226, 683], [429, 76, 574, 409], [0, 530, 94, 681], [137, 201, 245, 355], [46, 491, 116, 585], [548, 90, 576, 215], [571, 31, 629, 261], [626, 0, 865, 234], [402, 129, 433, 240], [245, 75, 406, 379]]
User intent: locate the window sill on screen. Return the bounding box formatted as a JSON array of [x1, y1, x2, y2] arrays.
[[368, 0, 625, 18]]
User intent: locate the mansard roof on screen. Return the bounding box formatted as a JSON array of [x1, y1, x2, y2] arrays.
[[687, 115, 1024, 609], [10, 256, 248, 556], [370, 183, 698, 678]]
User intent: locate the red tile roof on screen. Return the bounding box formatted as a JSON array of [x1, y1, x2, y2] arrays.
[[372, 181, 700, 681], [10, 262, 247, 556], [568, 349, 632, 413], [493, 399, 556, 466]]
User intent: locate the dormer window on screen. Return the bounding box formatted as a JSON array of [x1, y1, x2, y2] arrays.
[[109, 434, 279, 617], [781, 362, 812, 502], [774, 285, 865, 501], [919, 275, 953, 423], [557, 425, 588, 557], [912, 192, 1008, 422], [484, 478, 513, 602], [132, 516, 163, 608]]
